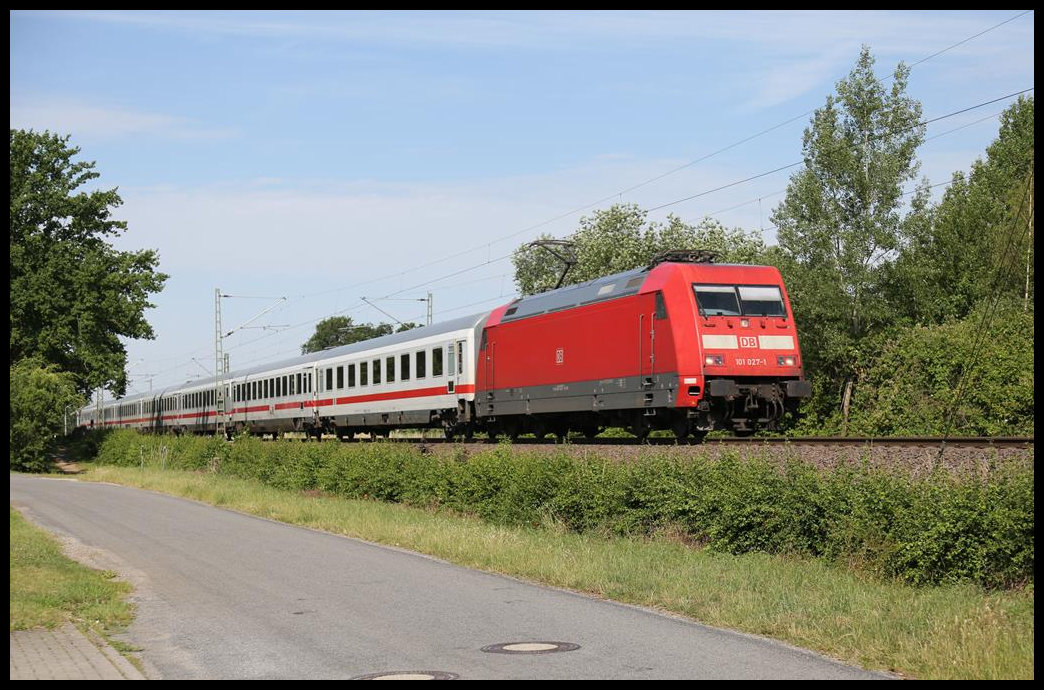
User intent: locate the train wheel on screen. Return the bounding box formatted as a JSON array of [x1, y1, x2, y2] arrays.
[[631, 417, 651, 442], [672, 417, 690, 442]]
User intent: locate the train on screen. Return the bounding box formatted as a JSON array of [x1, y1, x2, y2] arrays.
[[76, 251, 811, 442]]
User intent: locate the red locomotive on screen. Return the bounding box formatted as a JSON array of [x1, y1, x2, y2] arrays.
[[475, 250, 810, 441], [78, 251, 810, 441]]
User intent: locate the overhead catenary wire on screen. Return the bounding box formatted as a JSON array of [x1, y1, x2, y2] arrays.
[[284, 11, 1035, 308], [123, 12, 1034, 393], [165, 89, 1037, 388]]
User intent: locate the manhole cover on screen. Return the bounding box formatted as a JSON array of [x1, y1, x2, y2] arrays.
[[481, 641, 580, 655], [351, 670, 458, 680]]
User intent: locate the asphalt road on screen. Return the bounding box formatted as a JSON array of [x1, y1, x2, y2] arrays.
[[10, 475, 891, 680]]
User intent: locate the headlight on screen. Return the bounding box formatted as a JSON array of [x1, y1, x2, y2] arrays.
[[777, 355, 797, 366], [705, 355, 724, 366]]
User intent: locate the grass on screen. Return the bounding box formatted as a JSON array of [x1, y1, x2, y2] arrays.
[[9, 505, 134, 633], [80, 464, 1033, 679]]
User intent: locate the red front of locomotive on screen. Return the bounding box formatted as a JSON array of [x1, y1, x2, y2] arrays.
[[646, 261, 811, 434]]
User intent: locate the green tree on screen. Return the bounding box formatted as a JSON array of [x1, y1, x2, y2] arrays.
[[10, 359, 84, 472], [301, 317, 419, 354], [888, 96, 1034, 324], [771, 47, 928, 430], [512, 203, 767, 296], [10, 130, 168, 397]]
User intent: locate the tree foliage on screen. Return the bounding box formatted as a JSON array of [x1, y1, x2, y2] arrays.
[[10, 359, 84, 472], [10, 130, 168, 396], [888, 96, 1034, 325], [302, 316, 418, 354], [771, 47, 928, 426], [512, 203, 767, 296]]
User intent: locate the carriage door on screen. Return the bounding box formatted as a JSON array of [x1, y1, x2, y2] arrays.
[[308, 365, 319, 419], [456, 340, 466, 387]]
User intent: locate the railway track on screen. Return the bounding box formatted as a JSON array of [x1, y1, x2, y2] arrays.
[[361, 434, 1034, 449]]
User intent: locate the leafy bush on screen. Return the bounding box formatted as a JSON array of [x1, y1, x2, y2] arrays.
[[92, 431, 1034, 588], [10, 359, 84, 472], [847, 303, 1034, 436]]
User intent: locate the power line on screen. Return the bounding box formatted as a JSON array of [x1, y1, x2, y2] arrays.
[[286, 11, 1035, 306], [645, 88, 1033, 215], [152, 90, 1033, 387], [130, 13, 1034, 388]]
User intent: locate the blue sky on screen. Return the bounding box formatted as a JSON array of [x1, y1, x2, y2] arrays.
[[10, 10, 1035, 397]]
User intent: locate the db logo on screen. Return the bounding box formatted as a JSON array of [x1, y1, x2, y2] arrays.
[[555, 348, 565, 365], [740, 336, 759, 349]]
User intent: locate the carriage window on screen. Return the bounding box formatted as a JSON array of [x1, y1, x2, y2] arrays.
[[348, 363, 356, 387], [448, 343, 456, 376], [336, 366, 344, 389], [386, 356, 395, 383], [289, 376, 295, 396], [360, 362, 368, 386], [282, 375, 288, 396], [325, 368, 333, 391], [432, 347, 443, 377], [373, 359, 381, 385], [296, 373, 302, 394], [400, 354, 410, 381], [416, 350, 426, 378], [264, 379, 270, 398]]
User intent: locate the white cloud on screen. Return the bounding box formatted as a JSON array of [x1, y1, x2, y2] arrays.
[[9, 98, 237, 142]]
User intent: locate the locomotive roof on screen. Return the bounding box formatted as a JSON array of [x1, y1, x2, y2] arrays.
[[500, 260, 775, 324], [105, 311, 489, 405], [499, 265, 650, 323]]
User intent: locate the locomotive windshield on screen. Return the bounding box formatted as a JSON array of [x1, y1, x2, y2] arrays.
[[693, 284, 785, 317]]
